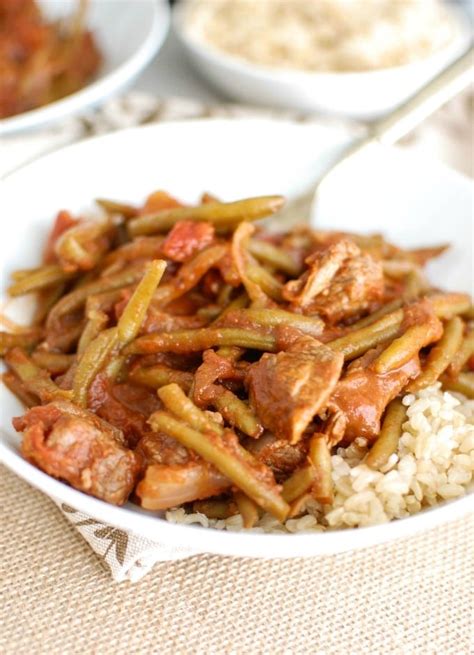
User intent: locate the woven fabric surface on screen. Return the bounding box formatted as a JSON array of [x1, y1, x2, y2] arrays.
[[1, 465, 473, 655]]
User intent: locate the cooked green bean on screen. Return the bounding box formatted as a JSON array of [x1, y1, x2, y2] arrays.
[[158, 383, 223, 435], [281, 465, 316, 504], [96, 198, 137, 218], [117, 260, 166, 344], [31, 351, 75, 375], [8, 265, 74, 297], [5, 348, 70, 402], [33, 283, 66, 324], [374, 324, 433, 374], [248, 239, 300, 276], [349, 299, 404, 330], [2, 371, 37, 407], [225, 307, 324, 337], [440, 372, 474, 398], [234, 491, 259, 528], [213, 389, 263, 439], [448, 331, 474, 377], [407, 316, 464, 392], [77, 311, 108, 354], [309, 434, 333, 504], [125, 328, 277, 355], [129, 364, 193, 392], [246, 264, 283, 301], [329, 310, 404, 361], [149, 410, 289, 521], [73, 327, 119, 406], [430, 293, 471, 319], [46, 264, 146, 329], [0, 329, 42, 356], [365, 399, 406, 470], [193, 499, 236, 519], [129, 195, 285, 236]]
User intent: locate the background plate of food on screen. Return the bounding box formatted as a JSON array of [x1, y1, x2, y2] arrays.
[[0, 119, 472, 558], [0, 0, 170, 135]]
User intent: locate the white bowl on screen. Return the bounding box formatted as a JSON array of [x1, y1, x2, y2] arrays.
[[0, 0, 170, 136], [1, 119, 472, 558], [173, 2, 471, 120]]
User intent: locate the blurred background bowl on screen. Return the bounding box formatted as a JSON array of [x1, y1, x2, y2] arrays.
[[173, 1, 471, 120], [0, 0, 170, 136]]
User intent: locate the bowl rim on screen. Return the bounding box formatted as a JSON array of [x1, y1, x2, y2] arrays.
[[1, 119, 473, 557], [173, 0, 471, 83], [0, 0, 171, 136]]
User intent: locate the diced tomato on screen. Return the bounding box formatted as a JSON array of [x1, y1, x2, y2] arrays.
[[162, 220, 215, 262]]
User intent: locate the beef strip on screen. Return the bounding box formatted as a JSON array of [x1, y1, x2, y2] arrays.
[[247, 336, 344, 444], [13, 401, 141, 505]]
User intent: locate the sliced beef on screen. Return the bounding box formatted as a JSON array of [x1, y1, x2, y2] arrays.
[[283, 238, 384, 323], [247, 336, 343, 443], [14, 401, 141, 505]]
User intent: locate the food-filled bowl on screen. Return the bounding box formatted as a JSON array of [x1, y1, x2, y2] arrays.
[[0, 0, 170, 135], [173, 0, 471, 120], [0, 119, 472, 558]]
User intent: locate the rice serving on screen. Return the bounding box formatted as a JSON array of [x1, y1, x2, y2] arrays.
[[183, 0, 458, 73], [166, 384, 474, 532]]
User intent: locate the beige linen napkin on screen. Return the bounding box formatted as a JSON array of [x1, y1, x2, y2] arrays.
[[1, 92, 472, 582]]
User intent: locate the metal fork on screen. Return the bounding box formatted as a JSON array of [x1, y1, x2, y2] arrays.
[[275, 45, 474, 228]]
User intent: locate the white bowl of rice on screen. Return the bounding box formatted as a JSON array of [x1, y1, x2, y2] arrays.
[[174, 0, 471, 119]]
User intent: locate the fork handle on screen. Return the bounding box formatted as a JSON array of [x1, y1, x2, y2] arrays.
[[373, 44, 474, 145]]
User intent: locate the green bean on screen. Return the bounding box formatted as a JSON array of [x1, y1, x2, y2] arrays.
[[246, 264, 283, 301], [213, 389, 263, 439], [4, 348, 70, 402], [125, 327, 277, 355], [8, 265, 74, 297], [33, 283, 66, 324], [374, 324, 433, 374], [349, 299, 404, 330], [149, 411, 289, 521], [128, 195, 285, 236], [212, 293, 248, 323], [308, 434, 333, 504], [0, 329, 42, 356], [158, 383, 223, 435], [329, 310, 404, 361], [31, 351, 75, 375], [129, 364, 193, 392], [365, 399, 406, 470], [96, 198, 138, 218], [46, 264, 146, 329], [193, 499, 236, 520], [228, 307, 324, 337], [117, 260, 166, 344], [407, 316, 464, 392], [248, 239, 300, 276], [430, 293, 471, 319], [281, 465, 316, 504], [234, 491, 259, 528], [2, 371, 37, 407], [77, 311, 108, 354], [215, 346, 243, 361], [448, 331, 474, 377], [440, 372, 474, 399], [73, 328, 119, 406]]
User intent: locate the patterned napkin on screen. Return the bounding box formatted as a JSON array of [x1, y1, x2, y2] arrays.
[[1, 92, 472, 581]]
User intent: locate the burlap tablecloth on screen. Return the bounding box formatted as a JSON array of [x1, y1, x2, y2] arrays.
[[1, 93, 473, 653], [1, 464, 473, 655]]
